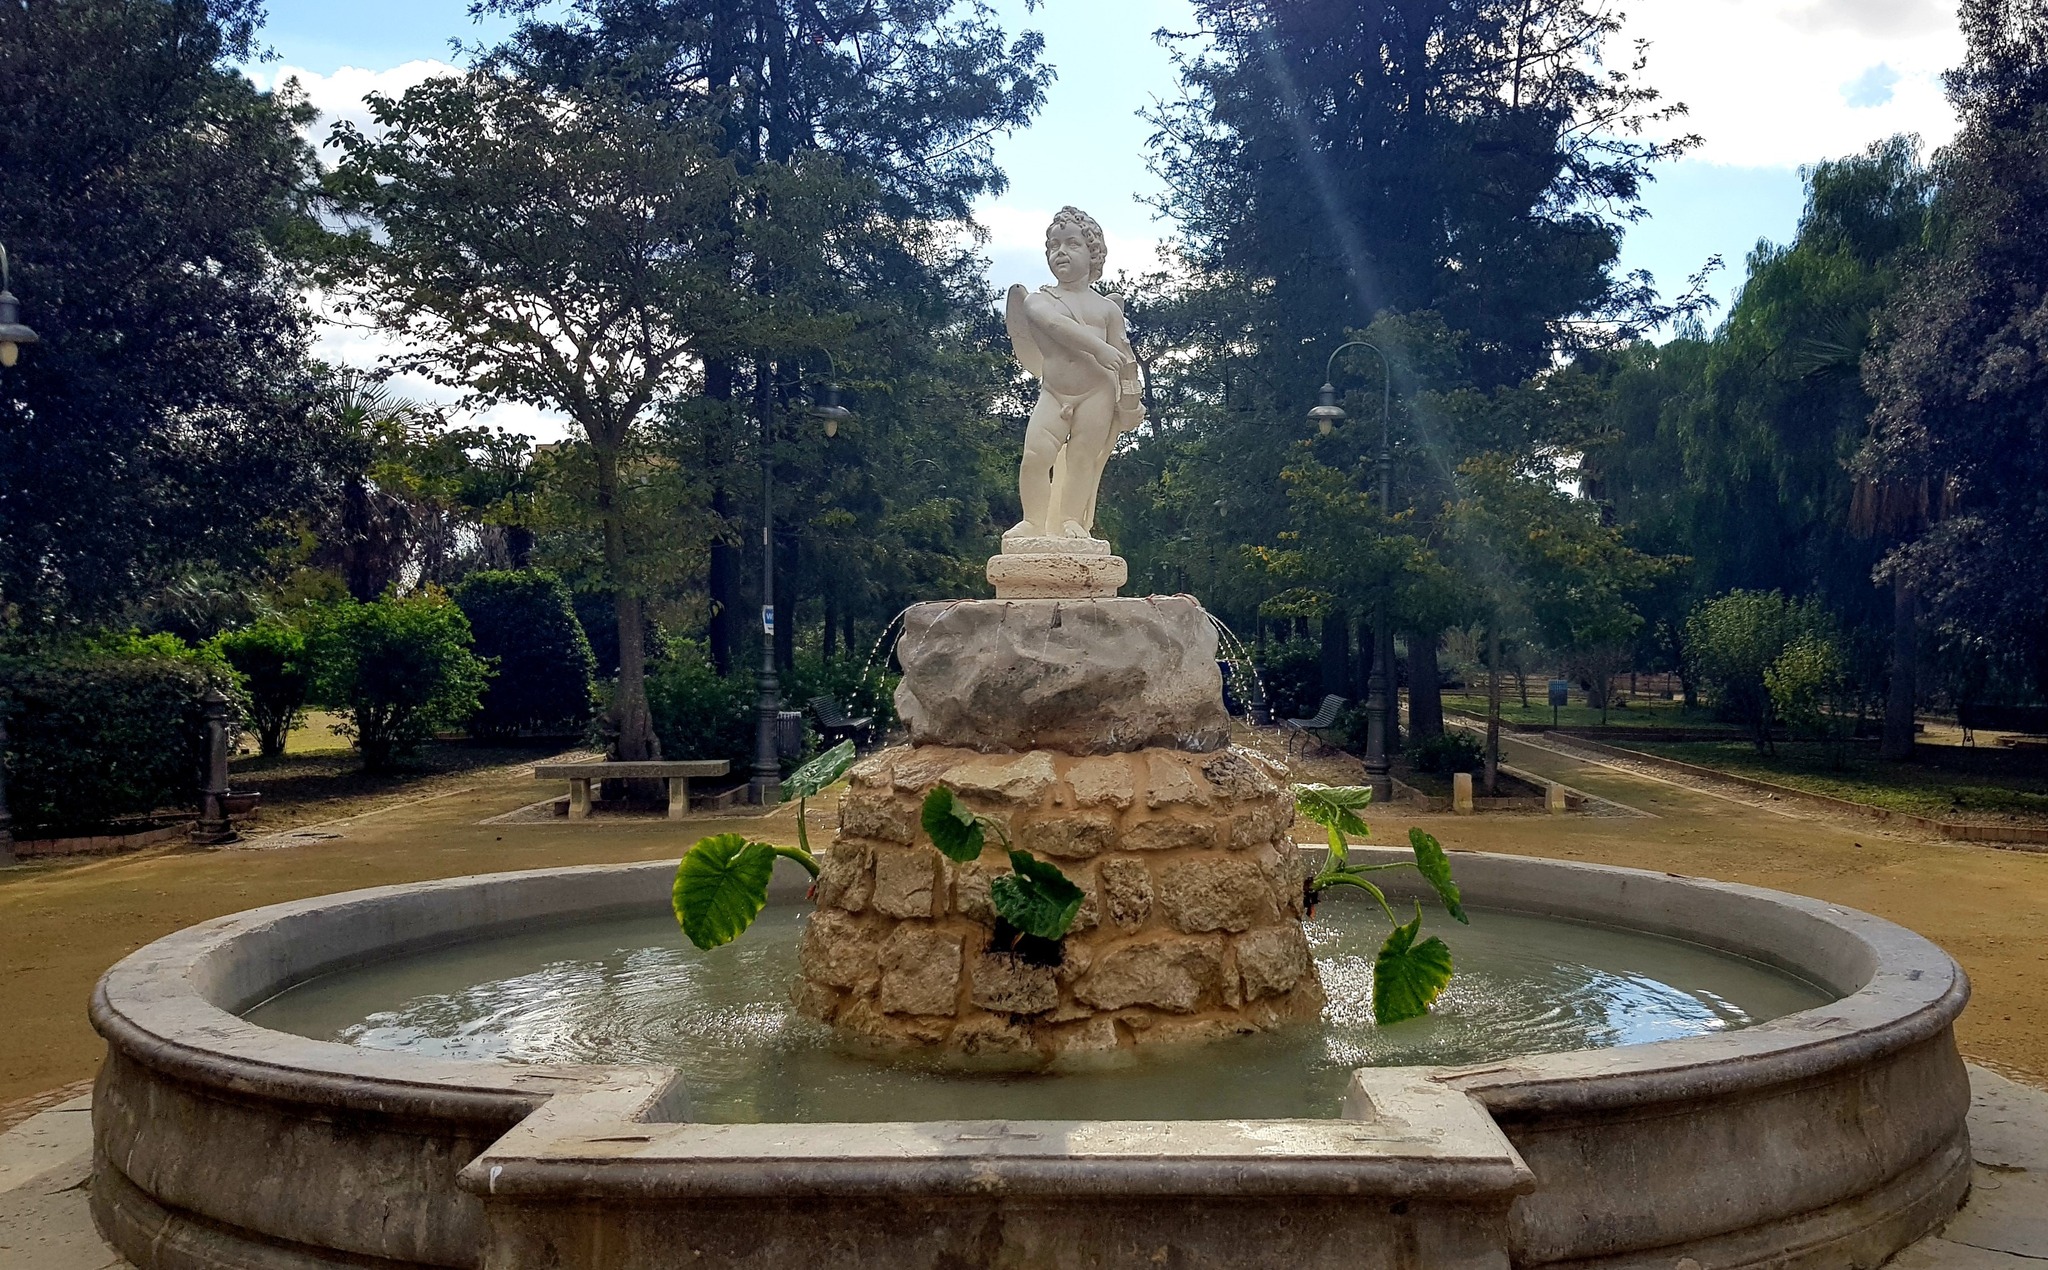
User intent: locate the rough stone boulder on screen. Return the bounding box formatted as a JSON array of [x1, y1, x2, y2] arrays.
[[892, 596, 1232, 755]]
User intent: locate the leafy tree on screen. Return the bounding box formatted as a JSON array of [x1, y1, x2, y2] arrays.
[[1864, 0, 2048, 699], [310, 592, 492, 772], [453, 570, 596, 738], [1766, 630, 1850, 760], [211, 618, 312, 758], [0, 0, 327, 628], [1683, 590, 1833, 753]]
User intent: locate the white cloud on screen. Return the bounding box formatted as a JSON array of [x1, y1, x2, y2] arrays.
[[1625, 0, 1963, 168], [250, 60, 462, 157]]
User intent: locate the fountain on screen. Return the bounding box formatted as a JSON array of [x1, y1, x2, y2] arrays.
[[88, 208, 1972, 1269]]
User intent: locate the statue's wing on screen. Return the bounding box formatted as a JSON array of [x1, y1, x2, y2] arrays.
[[1004, 283, 1044, 378]]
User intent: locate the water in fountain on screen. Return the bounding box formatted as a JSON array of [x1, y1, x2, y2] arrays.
[[1206, 611, 1269, 719]]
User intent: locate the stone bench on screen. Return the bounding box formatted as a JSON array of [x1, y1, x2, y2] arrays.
[[533, 760, 730, 821]]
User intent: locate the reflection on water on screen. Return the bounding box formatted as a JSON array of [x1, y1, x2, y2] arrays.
[[245, 904, 1830, 1123]]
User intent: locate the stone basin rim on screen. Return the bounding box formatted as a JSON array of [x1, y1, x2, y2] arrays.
[[88, 847, 1965, 1124]]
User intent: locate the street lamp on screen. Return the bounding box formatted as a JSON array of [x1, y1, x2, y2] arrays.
[[0, 245, 41, 368], [1307, 340, 1396, 804], [751, 352, 854, 804]]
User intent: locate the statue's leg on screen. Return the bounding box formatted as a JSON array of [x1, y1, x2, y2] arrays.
[[1014, 391, 1069, 536], [1056, 391, 1118, 537]]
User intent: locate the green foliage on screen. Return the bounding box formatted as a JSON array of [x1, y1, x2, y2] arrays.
[[309, 592, 492, 772], [1372, 907, 1457, 1027], [1292, 783, 1467, 1026], [211, 619, 311, 758], [1409, 731, 1484, 775], [990, 850, 1087, 941], [646, 650, 752, 768], [672, 834, 779, 952], [783, 740, 855, 857], [0, 0, 328, 626], [920, 786, 991, 863], [453, 570, 596, 738], [0, 644, 239, 835], [1685, 590, 1836, 751], [1255, 640, 1324, 720], [1767, 632, 1851, 751]]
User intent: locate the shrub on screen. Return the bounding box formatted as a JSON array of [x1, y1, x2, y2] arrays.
[[1409, 730, 1484, 775], [211, 618, 311, 757], [1257, 639, 1325, 720], [1767, 631, 1850, 753], [454, 570, 596, 738], [647, 647, 753, 768], [0, 642, 241, 835], [310, 592, 493, 772], [1684, 590, 1833, 751]]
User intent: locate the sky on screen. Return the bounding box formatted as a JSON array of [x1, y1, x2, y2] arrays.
[[251, 0, 1968, 439]]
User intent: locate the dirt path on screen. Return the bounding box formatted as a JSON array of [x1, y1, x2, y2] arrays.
[[4, 730, 2046, 1106]]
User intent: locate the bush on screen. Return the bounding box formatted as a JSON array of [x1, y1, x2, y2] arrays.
[[211, 618, 311, 757], [454, 570, 596, 738], [1684, 590, 1833, 751], [1257, 639, 1325, 720], [310, 592, 493, 772], [1767, 632, 1850, 751], [647, 647, 753, 768], [1409, 730, 1484, 775], [0, 643, 240, 835]]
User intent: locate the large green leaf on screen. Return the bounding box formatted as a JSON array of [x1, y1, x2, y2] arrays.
[[783, 740, 857, 802], [1373, 905, 1455, 1026], [672, 833, 777, 951], [1292, 783, 1372, 858], [990, 849, 1086, 940], [1408, 828, 1468, 924], [921, 786, 986, 862]]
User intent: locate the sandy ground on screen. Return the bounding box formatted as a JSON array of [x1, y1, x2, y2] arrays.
[[4, 726, 2048, 1111]]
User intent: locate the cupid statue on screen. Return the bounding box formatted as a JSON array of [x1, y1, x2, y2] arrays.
[[1004, 206, 1145, 542]]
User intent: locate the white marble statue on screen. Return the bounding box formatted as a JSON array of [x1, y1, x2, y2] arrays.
[[1004, 206, 1145, 542]]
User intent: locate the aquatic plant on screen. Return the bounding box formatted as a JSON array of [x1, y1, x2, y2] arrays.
[[921, 786, 1085, 942], [671, 741, 855, 950], [1292, 783, 1468, 1025]]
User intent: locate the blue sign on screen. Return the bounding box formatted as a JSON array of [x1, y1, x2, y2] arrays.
[[1548, 679, 1570, 709], [761, 606, 776, 636]]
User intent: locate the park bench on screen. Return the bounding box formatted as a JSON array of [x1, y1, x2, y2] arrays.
[[809, 695, 876, 750], [533, 759, 730, 821], [1282, 694, 1347, 755]]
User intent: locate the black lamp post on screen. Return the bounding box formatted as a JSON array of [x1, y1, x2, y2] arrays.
[[1308, 340, 1396, 805], [0, 244, 40, 369], [750, 353, 852, 805]]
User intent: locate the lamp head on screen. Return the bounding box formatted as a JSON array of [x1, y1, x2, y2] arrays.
[[0, 289, 38, 368], [1307, 382, 1345, 436], [812, 380, 852, 437]]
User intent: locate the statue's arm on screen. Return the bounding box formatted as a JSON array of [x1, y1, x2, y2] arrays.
[[1024, 291, 1126, 373], [1004, 284, 1043, 378]]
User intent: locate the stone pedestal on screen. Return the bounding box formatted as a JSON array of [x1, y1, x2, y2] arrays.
[[986, 531, 1128, 600], [798, 594, 1322, 1063], [797, 744, 1323, 1061]]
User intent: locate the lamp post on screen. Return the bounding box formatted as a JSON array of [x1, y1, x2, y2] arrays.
[[1307, 340, 1396, 805], [750, 353, 852, 805], [0, 244, 41, 368]]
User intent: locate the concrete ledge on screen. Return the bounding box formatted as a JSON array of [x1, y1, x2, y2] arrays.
[[90, 852, 1970, 1269]]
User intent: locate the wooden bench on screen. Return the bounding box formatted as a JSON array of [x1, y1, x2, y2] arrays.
[[533, 760, 731, 821]]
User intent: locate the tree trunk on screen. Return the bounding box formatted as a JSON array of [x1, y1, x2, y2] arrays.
[[1320, 610, 1348, 700], [706, 360, 738, 678], [823, 593, 838, 658], [774, 528, 796, 671], [1882, 580, 1918, 762], [1408, 629, 1444, 742], [597, 446, 659, 761], [1485, 622, 1502, 796]]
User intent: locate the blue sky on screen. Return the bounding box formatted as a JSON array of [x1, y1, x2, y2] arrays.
[[254, 0, 1964, 434]]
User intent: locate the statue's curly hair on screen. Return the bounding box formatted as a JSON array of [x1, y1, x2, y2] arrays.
[[1044, 206, 1107, 282]]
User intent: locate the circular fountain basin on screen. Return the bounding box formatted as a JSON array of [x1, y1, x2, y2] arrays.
[[89, 850, 1970, 1270]]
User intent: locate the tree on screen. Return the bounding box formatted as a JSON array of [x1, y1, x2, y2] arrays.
[[310, 593, 492, 772], [1684, 590, 1833, 753], [212, 618, 312, 758], [454, 570, 596, 738], [0, 0, 327, 629], [1864, 0, 2048, 699]]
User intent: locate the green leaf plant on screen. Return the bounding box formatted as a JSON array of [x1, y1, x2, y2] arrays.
[[1292, 783, 1469, 1026], [670, 741, 858, 951], [921, 786, 1086, 954]]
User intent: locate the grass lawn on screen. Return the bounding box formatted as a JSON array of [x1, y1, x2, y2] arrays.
[[1630, 739, 2048, 823], [1439, 691, 1735, 733]]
